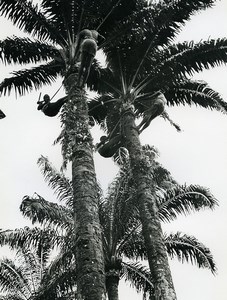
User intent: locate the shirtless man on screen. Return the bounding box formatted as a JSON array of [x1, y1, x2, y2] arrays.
[[76, 29, 104, 87], [137, 91, 166, 133], [37, 94, 67, 117]]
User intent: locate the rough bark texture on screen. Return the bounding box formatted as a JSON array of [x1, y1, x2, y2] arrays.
[[106, 271, 120, 300], [121, 107, 177, 300], [64, 73, 106, 300]]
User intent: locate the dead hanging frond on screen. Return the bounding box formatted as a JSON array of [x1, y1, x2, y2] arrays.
[[161, 110, 181, 132]]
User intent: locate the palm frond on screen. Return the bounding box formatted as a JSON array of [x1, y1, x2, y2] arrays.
[[101, 162, 140, 255], [121, 261, 153, 299], [165, 79, 227, 112], [42, 0, 143, 45], [145, 0, 215, 46], [88, 93, 116, 127], [20, 195, 73, 230], [0, 258, 31, 297], [16, 248, 41, 289], [147, 38, 227, 90], [37, 156, 73, 206], [118, 230, 147, 261], [0, 0, 64, 43], [35, 265, 76, 300], [165, 232, 217, 274], [0, 36, 59, 65], [103, 0, 216, 81], [158, 184, 218, 223], [0, 61, 62, 96], [161, 110, 182, 132], [0, 227, 62, 250], [41, 0, 100, 40], [47, 249, 74, 277], [34, 241, 76, 299]]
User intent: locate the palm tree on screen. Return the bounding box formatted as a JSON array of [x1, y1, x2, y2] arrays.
[[0, 225, 78, 300], [87, 3, 227, 297], [97, 151, 218, 300], [0, 1, 225, 298], [0, 227, 75, 300], [0, 154, 216, 300], [0, 1, 164, 297], [0, 1, 144, 298]]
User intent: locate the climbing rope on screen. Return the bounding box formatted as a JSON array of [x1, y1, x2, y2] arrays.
[[50, 84, 64, 100]]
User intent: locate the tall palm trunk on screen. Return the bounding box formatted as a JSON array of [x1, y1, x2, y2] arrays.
[[121, 107, 177, 300], [106, 272, 120, 300], [64, 73, 105, 300]]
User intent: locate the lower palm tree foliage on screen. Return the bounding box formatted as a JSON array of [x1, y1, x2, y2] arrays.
[[0, 155, 217, 300], [0, 228, 76, 300]]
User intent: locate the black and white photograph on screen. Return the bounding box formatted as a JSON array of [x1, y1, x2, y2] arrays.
[[0, 1, 226, 299]]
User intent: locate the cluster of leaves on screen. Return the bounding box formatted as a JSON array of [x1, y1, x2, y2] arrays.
[[0, 153, 218, 299]]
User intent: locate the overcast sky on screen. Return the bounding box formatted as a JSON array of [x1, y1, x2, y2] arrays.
[[0, 1, 227, 300]]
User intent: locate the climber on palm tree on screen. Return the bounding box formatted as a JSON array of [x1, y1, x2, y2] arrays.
[[76, 29, 105, 87], [0, 109, 6, 119], [137, 91, 167, 133], [37, 94, 67, 117]]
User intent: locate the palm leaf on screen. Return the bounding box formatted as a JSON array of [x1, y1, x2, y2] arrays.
[[47, 249, 74, 277], [152, 161, 176, 188], [146, 0, 215, 46], [118, 230, 147, 261], [158, 184, 218, 223], [0, 0, 64, 43], [0, 61, 62, 96], [0, 227, 62, 250], [0, 36, 59, 65], [103, 0, 216, 81], [101, 162, 140, 256], [41, 0, 101, 40], [37, 156, 73, 206], [0, 258, 31, 297], [88, 93, 118, 128], [20, 195, 73, 230], [165, 79, 227, 112], [35, 266, 76, 300], [121, 261, 153, 298], [145, 39, 227, 90], [16, 248, 41, 289], [103, 0, 216, 52], [41, 0, 143, 44], [165, 232, 217, 273], [38, 250, 76, 298]]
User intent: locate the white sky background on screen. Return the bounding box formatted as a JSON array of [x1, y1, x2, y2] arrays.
[[0, 1, 227, 299]]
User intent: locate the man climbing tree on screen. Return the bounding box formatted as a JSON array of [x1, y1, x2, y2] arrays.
[[76, 29, 104, 87], [0, 109, 5, 119], [37, 94, 67, 117]]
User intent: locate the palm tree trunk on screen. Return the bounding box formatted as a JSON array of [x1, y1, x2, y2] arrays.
[[64, 73, 106, 300], [106, 272, 120, 300], [121, 107, 177, 300]]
